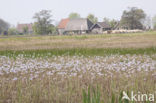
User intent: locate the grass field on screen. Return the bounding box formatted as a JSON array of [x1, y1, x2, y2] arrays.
[[0, 32, 156, 103], [0, 31, 156, 51]]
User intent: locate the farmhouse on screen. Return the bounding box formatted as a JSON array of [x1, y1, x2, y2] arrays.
[[65, 18, 94, 34], [17, 23, 33, 34], [114, 22, 129, 30], [58, 18, 112, 34], [91, 22, 111, 34], [58, 18, 69, 35], [58, 18, 94, 35]]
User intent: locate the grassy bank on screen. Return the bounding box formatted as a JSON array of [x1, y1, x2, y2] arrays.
[[0, 31, 156, 51], [0, 47, 156, 58]]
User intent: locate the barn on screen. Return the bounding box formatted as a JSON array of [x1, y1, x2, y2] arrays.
[[65, 18, 94, 34], [91, 22, 111, 34]]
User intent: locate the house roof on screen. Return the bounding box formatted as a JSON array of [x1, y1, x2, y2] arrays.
[[65, 18, 94, 31], [58, 18, 69, 29], [114, 22, 122, 29], [97, 22, 110, 28], [91, 22, 110, 29], [17, 23, 33, 32]]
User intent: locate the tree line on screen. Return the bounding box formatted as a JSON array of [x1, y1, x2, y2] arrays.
[[0, 7, 156, 35]]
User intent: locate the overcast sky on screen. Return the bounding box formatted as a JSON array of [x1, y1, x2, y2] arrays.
[[0, 0, 156, 26]]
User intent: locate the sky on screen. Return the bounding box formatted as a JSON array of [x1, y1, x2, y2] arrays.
[[0, 0, 156, 26]]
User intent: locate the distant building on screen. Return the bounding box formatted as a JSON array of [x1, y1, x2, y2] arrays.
[[58, 18, 114, 34], [58, 18, 69, 35], [91, 22, 111, 34], [17, 23, 33, 34], [65, 18, 94, 34], [58, 18, 94, 35]]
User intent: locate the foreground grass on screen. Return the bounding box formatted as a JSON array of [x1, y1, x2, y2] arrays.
[[0, 69, 155, 103], [0, 52, 156, 103]]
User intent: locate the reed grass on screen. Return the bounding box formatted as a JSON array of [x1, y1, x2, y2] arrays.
[[0, 68, 155, 103]]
